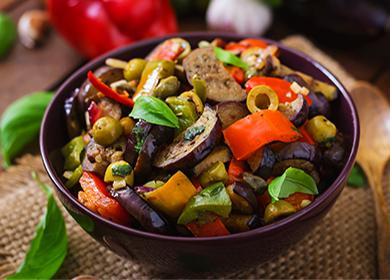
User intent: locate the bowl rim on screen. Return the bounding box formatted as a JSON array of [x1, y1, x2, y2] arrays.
[[40, 31, 360, 244]]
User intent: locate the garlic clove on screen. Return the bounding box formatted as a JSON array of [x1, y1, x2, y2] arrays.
[[17, 9, 50, 49]]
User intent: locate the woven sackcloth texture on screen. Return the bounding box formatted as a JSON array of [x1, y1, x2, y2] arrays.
[[0, 36, 380, 279]]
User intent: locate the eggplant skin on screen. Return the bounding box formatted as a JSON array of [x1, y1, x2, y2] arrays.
[[64, 89, 83, 138], [110, 187, 172, 235], [232, 182, 258, 212], [215, 101, 249, 129], [277, 142, 317, 162], [134, 125, 174, 179], [183, 47, 247, 102], [247, 146, 276, 179], [78, 66, 124, 111], [153, 106, 222, 171], [308, 91, 330, 118], [279, 94, 308, 127], [124, 120, 152, 166], [272, 159, 320, 184], [192, 145, 231, 177], [283, 74, 309, 88]]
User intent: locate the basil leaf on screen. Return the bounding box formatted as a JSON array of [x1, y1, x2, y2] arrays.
[[0, 92, 53, 167], [348, 163, 367, 188], [7, 172, 67, 279], [268, 167, 318, 202], [130, 96, 179, 128], [214, 47, 249, 70], [0, 13, 16, 57]]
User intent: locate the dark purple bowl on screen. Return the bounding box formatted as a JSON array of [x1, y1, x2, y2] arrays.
[[40, 32, 359, 276]]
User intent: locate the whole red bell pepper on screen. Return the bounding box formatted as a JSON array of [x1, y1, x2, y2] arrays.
[[47, 0, 178, 58]]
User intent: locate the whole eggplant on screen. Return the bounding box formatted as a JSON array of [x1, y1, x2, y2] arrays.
[[110, 187, 172, 235]]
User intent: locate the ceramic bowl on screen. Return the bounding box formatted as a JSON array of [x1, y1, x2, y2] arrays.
[[40, 32, 359, 276]]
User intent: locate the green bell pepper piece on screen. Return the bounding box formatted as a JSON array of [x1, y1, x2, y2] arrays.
[[0, 13, 16, 58], [166, 96, 197, 133], [199, 161, 228, 187], [177, 182, 232, 225], [62, 136, 85, 171], [136, 60, 175, 96], [65, 165, 83, 188]]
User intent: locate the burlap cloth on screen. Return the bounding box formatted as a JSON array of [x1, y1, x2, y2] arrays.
[[0, 36, 382, 279]]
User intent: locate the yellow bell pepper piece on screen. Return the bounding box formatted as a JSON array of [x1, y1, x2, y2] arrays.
[[144, 171, 197, 218]]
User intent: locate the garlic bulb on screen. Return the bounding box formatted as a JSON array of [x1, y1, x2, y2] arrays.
[[18, 10, 50, 49], [206, 0, 272, 35]]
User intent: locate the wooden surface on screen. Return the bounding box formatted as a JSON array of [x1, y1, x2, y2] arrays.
[[1, 2, 390, 114]]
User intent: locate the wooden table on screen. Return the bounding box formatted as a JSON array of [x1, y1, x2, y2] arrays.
[[1, 0, 390, 115]]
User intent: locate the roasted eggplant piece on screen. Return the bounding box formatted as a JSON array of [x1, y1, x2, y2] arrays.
[[123, 120, 152, 166], [215, 101, 249, 129], [222, 214, 261, 233], [242, 172, 267, 194], [183, 47, 247, 102], [308, 91, 330, 118], [64, 89, 83, 138], [78, 66, 124, 111], [283, 73, 309, 88], [82, 138, 126, 177], [226, 182, 257, 214], [193, 145, 231, 177], [278, 94, 308, 127], [110, 187, 172, 235], [134, 125, 174, 180], [154, 106, 222, 170], [247, 146, 276, 179], [277, 142, 317, 162], [272, 159, 320, 184]]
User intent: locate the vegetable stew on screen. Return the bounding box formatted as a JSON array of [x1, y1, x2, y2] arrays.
[[61, 37, 346, 237]]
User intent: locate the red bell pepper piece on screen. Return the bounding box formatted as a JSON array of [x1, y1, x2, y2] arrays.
[[284, 192, 314, 210], [245, 77, 312, 105], [298, 125, 315, 145], [87, 101, 103, 126], [225, 66, 245, 84], [78, 172, 130, 225], [47, 0, 177, 58], [186, 217, 230, 237], [225, 38, 268, 54], [228, 158, 246, 183], [88, 71, 134, 107], [148, 39, 185, 61], [223, 110, 302, 160]]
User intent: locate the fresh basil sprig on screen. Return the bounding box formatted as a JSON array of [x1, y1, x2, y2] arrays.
[[7, 172, 67, 279], [130, 96, 179, 128], [214, 47, 249, 70], [0, 92, 53, 167], [0, 13, 16, 57], [268, 167, 318, 202], [348, 163, 367, 188]]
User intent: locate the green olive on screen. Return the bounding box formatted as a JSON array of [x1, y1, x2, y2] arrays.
[[124, 58, 147, 81], [92, 116, 123, 146], [154, 76, 180, 98], [264, 200, 296, 224], [119, 117, 135, 136], [306, 115, 337, 143]]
